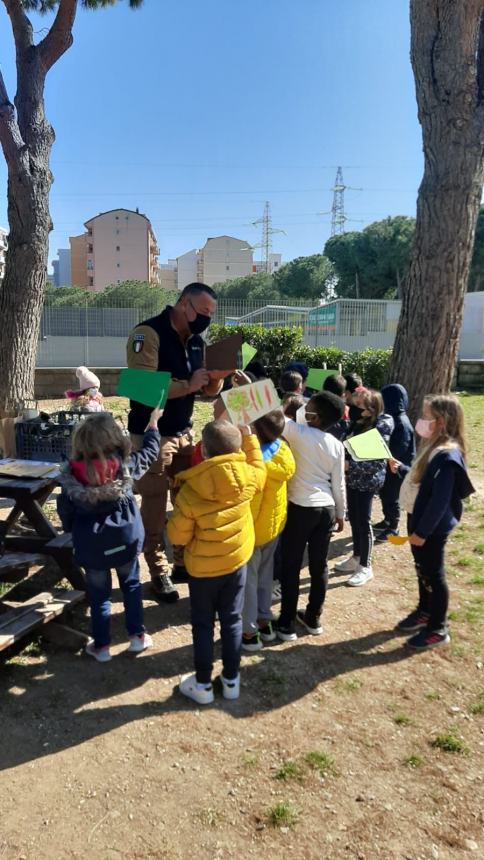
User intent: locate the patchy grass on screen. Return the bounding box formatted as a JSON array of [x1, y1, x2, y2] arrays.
[[267, 801, 299, 829], [304, 751, 337, 777], [393, 713, 413, 727], [425, 691, 441, 702], [335, 676, 362, 693], [404, 755, 424, 769], [430, 729, 469, 755], [469, 690, 484, 715], [274, 760, 305, 782]]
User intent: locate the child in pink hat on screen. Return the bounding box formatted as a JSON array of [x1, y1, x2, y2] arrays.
[[65, 366, 104, 413]]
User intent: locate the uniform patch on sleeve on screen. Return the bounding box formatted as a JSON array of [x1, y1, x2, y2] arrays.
[[133, 334, 145, 353]]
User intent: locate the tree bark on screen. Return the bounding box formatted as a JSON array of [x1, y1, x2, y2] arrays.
[[390, 0, 484, 419], [0, 0, 77, 416]]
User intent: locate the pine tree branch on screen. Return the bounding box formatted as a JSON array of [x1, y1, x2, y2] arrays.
[[38, 0, 78, 71], [0, 65, 24, 164], [2, 0, 34, 54]]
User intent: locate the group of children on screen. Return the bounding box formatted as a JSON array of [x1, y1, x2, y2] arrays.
[[57, 362, 474, 704]]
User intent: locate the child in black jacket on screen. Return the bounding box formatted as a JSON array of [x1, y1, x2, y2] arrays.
[[375, 384, 415, 541]]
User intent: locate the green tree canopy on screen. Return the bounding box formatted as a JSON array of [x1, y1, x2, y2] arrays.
[[274, 254, 334, 300], [324, 216, 416, 300]]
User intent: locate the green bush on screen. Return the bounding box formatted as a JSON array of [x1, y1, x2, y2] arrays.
[[209, 324, 392, 389]]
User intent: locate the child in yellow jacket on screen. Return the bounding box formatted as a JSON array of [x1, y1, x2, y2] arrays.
[[167, 419, 266, 705], [242, 409, 296, 651]]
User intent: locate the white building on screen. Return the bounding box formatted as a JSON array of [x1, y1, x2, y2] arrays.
[[177, 235, 253, 290], [0, 227, 7, 280], [253, 253, 282, 275]]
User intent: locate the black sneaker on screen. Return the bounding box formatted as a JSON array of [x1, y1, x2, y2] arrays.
[[395, 609, 430, 634], [171, 564, 189, 583], [375, 528, 399, 544], [373, 519, 388, 532], [151, 573, 179, 603], [406, 628, 450, 651], [296, 610, 323, 635], [276, 621, 297, 642]]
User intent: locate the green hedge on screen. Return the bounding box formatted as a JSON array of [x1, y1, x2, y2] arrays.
[[209, 324, 391, 390]]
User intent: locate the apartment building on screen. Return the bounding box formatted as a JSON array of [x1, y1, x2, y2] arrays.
[[52, 248, 71, 287], [70, 208, 160, 291], [177, 235, 253, 290], [253, 253, 282, 275], [0, 226, 7, 280], [159, 260, 177, 291]]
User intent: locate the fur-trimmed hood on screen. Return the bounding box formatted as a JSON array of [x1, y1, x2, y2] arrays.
[[58, 462, 133, 510]]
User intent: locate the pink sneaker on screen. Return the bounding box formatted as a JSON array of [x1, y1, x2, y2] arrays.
[[86, 640, 111, 663], [128, 632, 153, 653]]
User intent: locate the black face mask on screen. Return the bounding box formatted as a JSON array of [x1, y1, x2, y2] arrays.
[[188, 313, 211, 335]]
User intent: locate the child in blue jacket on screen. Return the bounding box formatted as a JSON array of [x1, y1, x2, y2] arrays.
[[335, 389, 393, 587], [391, 394, 474, 651], [374, 383, 416, 541], [57, 409, 161, 662]]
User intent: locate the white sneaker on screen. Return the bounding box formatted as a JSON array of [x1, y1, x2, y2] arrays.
[[85, 640, 111, 663], [347, 566, 374, 587], [128, 632, 153, 653], [334, 555, 360, 573], [179, 673, 214, 705], [221, 673, 240, 700]]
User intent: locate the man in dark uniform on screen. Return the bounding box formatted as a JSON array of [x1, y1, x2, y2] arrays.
[[127, 283, 228, 601]]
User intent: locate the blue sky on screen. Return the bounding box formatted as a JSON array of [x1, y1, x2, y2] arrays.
[[0, 0, 422, 268]]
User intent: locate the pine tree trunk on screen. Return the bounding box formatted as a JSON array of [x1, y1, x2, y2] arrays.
[[0, 0, 76, 417], [0, 157, 53, 415], [390, 0, 484, 418]]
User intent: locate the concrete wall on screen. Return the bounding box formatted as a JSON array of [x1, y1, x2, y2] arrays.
[[35, 367, 121, 399]]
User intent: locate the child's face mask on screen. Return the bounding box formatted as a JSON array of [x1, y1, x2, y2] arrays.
[[415, 417, 436, 439]]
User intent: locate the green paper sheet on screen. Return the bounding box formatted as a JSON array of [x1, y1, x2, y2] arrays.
[[305, 368, 339, 390], [117, 368, 171, 408], [344, 428, 391, 461], [241, 342, 257, 370]]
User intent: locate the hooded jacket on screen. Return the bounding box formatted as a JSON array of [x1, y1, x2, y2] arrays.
[[346, 413, 394, 493], [167, 434, 266, 577], [403, 448, 475, 539], [251, 439, 296, 546], [381, 384, 416, 466], [57, 429, 160, 569]]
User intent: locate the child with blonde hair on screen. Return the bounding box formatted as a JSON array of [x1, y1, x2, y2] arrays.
[[391, 394, 474, 650], [242, 409, 295, 651], [57, 409, 161, 662]]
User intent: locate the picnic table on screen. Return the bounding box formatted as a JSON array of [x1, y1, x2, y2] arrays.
[[0, 459, 85, 591]]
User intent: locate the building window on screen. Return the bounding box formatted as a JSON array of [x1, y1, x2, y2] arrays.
[[87, 228, 92, 237], [274, 262, 278, 267], [115, 215, 119, 221], [116, 229, 120, 235], [89, 277, 93, 286], [87, 260, 93, 271], [226, 265, 230, 271], [125, 215, 129, 220], [117, 263, 120, 268], [116, 246, 120, 252], [88, 244, 93, 253]]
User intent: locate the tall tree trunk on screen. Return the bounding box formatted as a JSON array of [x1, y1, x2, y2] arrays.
[[390, 0, 484, 418], [0, 0, 76, 416]]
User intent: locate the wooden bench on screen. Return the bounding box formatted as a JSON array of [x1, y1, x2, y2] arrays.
[[0, 589, 85, 652], [0, 551, 47, 584]]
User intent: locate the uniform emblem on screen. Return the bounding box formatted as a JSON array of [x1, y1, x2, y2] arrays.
[[133, 334, 145, 353]]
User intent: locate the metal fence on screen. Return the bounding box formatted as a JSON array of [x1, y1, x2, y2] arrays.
[[36, 293, 484, 367], [37, 297, 312, 367]]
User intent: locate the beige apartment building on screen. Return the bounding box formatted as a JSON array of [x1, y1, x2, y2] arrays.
[[70, 208, 160, 291], [177, 235, 253, 290]]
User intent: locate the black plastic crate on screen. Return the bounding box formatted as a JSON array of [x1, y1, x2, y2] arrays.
[[15, 411, 106, 463]]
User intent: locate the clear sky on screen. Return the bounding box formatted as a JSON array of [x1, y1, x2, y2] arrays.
[[0, 0, 422, 269]]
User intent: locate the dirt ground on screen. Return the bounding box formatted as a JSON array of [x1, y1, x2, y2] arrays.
[[0, 397, 483, 860]]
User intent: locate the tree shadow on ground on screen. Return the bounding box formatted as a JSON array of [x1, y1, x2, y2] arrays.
[[1, 614, 413, 772]]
